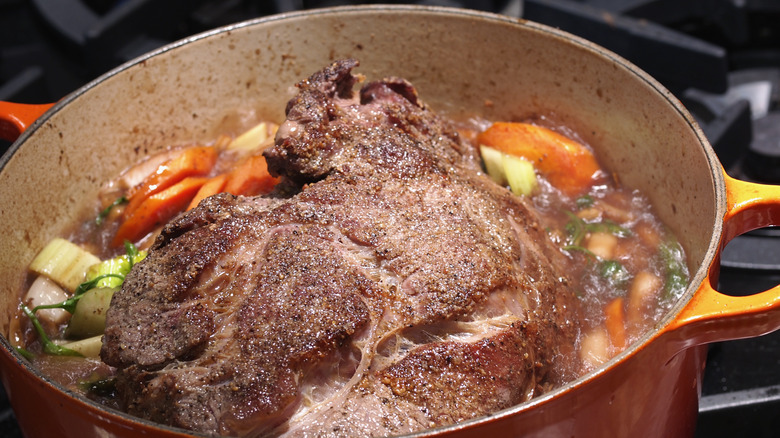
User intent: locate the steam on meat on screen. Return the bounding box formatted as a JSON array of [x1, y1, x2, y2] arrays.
[[100, 59, 583, 437]]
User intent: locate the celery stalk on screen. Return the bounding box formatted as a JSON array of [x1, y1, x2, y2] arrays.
[[480, 145, 508, 186], [481, 144, 538, 196], [503, 154, 537, 196], [59, 335, 102, 358], [86, 244, 147, 289], [228, 122, 270, 151], [64, 287, 115, 339], [29, 238, 101, 292]]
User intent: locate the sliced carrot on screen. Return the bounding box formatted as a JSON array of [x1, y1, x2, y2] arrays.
[[123, 145, 218, 220], [187, 174, 228, 211], [113, 147, 280, 246], [604, 296, 627, 352], [476, 122, 601, 196], [223, 154, 279, 197], [112, 176, 208, 246]]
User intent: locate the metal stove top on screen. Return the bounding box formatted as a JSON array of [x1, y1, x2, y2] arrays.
[[1, 1, 778, 437]]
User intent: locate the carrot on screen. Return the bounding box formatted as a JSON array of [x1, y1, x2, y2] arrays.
[[604, 296, 627, 352], [223, 154, 279, 197], [187, 174, 228, 211], [112, 176, 208, 246], [476, 122, 601, 196], [186, 155, 278, 211], [123, 146, 218, 220], [113, 147, 280, 246]]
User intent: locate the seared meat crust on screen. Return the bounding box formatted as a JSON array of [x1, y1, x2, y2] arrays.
[[101, 59, 581, 437]]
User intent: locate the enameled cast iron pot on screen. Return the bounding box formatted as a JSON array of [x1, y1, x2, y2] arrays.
[[0, 6, 779, 438]]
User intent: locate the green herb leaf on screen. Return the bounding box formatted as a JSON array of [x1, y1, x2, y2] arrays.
[[659, 240, 689, 300], [31, 273, 123, 315], [563, 211, 630, 248], [14, 346, 35, 361], [80, 377, 117, 397], [575, 194, 595, 209], [72, 273, 124, 298], [562, 244, 597, 261], [84, 243, 145, 289], [599, 259, 630, 288], [564, 211, 586, 246], [95, 197, 127, 225], [20, 304, 82, 357]]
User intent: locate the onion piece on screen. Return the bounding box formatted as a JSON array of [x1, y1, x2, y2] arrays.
[[118, 149, 180, 191], [586, 231, 619, 260], [627, 270, 662, 326], [580, 327, 610, 370], [25, 276, 70, 325]]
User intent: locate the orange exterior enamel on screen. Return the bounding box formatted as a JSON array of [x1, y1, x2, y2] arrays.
[[0, 102, 54, 142], [666, 173, 780, 348]]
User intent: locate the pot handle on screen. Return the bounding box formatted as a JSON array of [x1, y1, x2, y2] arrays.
[[666, 173, 780, 348], [0, 101, 54, 143]]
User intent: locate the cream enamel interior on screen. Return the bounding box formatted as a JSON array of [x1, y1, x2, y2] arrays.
[[0, 5, 722, 435]]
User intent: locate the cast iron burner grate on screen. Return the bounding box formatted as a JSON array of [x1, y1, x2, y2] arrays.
[[1, 1, 778, 437]]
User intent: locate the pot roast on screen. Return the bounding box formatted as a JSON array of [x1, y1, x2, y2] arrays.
[[100, 59, 582, 437]]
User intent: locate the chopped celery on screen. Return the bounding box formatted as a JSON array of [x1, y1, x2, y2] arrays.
[[503, 154, 537, 196], [22, 273, 122, 357], [59, 335, 102, 358], [65, 287, 115, 339], [29, 238, 101, 292], [33, 274, 121, 315], [21, 242, 142, 356], [480, 145, 508, 186], [228, 122, 270, 151], [86, 243, 147, 289], [480, 144, 538, 196]]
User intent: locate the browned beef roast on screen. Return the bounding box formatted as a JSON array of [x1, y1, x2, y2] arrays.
[[101, 59, 583, 437]]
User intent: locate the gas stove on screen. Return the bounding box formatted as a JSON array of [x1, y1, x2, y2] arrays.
[[1, 1, 778, 437]]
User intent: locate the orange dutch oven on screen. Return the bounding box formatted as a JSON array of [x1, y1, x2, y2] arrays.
[[0, 5, 778, 438]]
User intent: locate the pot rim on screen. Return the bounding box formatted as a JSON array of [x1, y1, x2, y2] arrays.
[[0, 4, 726, 437]]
